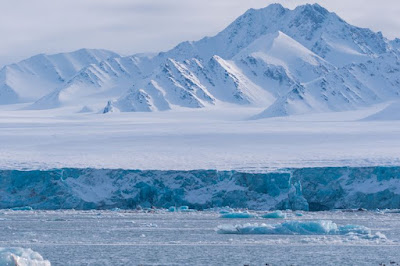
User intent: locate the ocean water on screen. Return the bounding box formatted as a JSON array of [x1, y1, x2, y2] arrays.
[[1, 209, 399, 265]]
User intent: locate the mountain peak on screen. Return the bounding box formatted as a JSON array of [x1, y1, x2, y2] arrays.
[[292, 3, 332, 26], [295, 3, 330, 14], [244, 3, 330, 22], [251, 3, 286, 14], [242, 3, 287, 19]]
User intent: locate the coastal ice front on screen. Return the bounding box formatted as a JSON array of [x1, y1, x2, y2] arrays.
[[1, 167, 400, 211]]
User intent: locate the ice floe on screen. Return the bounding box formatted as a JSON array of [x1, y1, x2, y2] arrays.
[[220, 212, 255, 219], [217, 220, 382, 238], [0, 247, 50, 266], [262, 210, 287, 219]]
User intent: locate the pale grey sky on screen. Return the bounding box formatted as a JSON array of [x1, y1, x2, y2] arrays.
[[0, 0, 399, 67]]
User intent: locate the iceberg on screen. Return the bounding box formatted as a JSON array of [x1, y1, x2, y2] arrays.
[[0, 247, 50, 266], [219, 208, 234, 214], [220, 212, 255, 219], [217, 220, 373, 236], [179, 206, 189, 211], [11, 206, 33, 211], [262, 210, 287, 219], [168, 207, 177, 212], [168, 206, 194, 212]]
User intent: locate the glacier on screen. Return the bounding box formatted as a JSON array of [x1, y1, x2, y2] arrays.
[[1, 166, 400, 211]]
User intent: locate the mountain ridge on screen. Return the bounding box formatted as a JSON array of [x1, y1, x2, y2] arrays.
[[1, 4, 400, 118]]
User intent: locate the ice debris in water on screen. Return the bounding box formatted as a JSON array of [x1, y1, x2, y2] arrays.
[[168, 206, 194, 212], [219, 208, 234, 214], [295, 212, 304, 217], [179, 206, 195, 212], [262, 210, 287, 219], [217, 220, 377, 236], [0, 247, 50, 266], [11, 206, 33, 211], [220, 212, 255, 219]]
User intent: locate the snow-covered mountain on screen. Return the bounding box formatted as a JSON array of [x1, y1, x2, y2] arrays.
[[1, 3, 400, 117], [0, 49, 119, 104]]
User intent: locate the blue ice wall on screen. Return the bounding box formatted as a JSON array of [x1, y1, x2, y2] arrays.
[[0, 167, 399, 210], [293, 167, 400, 210]]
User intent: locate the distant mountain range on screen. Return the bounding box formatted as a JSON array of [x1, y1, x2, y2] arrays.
[[1, 3, 399, 118]]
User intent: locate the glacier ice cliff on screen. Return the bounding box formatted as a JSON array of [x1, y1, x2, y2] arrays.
[[0, 167, 399, 211]]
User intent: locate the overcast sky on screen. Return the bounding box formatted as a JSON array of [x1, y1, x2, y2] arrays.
[[0, 0, 399, 67]]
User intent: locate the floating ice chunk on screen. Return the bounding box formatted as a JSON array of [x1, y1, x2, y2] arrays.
[[219, 208, 234, 214], [11, 206, 33, 211], [179, 206, 195, 212], [295, 212, 304, 217], [217, 220, 372, 235], [338, 224, 371, 235], [262, 210, 286, 219], [220, 212, 255, 219], [0, 247, 50, 266], [141, 223, 158, 228], [168, 206, 194, 212]]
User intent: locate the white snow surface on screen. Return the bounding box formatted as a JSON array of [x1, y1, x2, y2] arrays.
[[0, 103, 400, 170], [363, 101, 400, 121]]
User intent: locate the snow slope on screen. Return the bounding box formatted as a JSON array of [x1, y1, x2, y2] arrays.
[[0, 49, 119, 104], [0, 4, 399, 118], [363, 102, 400, 121]]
